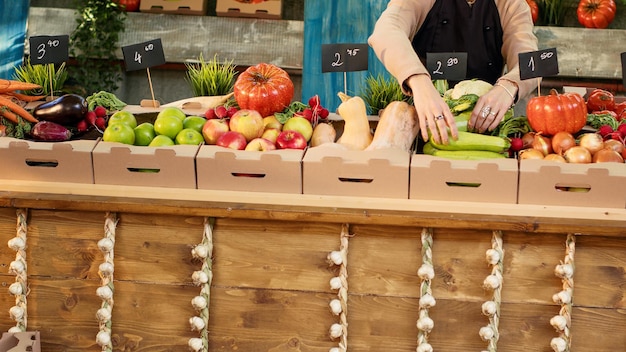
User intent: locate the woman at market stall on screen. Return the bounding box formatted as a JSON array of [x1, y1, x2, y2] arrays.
[[368, 0, 541, 144]]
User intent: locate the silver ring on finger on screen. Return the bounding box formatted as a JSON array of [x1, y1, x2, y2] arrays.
[[489, 111, 496, 116], [481, 106, 491, 118], [435, 114, 444, 121]]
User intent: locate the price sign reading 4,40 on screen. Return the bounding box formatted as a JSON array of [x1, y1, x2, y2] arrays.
[[321, 43, 368, 73], [29, 35, 69, 65], [426, 52, 468, 81], [122, 38, 166, 72], [519, 47, 559, 80]]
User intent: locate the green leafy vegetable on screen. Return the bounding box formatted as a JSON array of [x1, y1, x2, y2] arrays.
[[86, 91, 127, 112], [275, 101, 308, 124], [586, 112, 619, 130]]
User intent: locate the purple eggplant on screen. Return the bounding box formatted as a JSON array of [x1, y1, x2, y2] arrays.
[[30, 121, 72, 142], [33, 94, 88, 126]]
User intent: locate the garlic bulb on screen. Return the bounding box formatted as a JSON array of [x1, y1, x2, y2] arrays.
[[96, 286, 113, 300], [96, 307, 112, 322], [416, 316, 434, 332], [329, 299, 342, 315], [7, 237, 25, 251], [417, 343, 434, 352], [550, 337, 567, 352], [550, 315, 568, 331], [329, 323, 343, 339], [192, 245, 209, 259], [191, 295, 208, 310], [481, 301, 497, 316], [552, 290, 571, 305], [189, 316, 206, 331], [554, 264, 574, 279], [419, 294, 436, 309], [479, 326, 495, 341], [417, 264, 435, 280], [329, 348, 341, 352], [188, 337, 204, 352], [96, 331, 111, 346], [485, 249, 501, 265], [7, 326, 22, 333], [8, 282, 23, 296], [192, 271, 210, 285], [98, 262, 114, 276], [327, 251, 343, 266], [9, 260, 25, 274], [483, 274, 501, 290], [9, 306, 24, 320], [97, 238, 114, 252]]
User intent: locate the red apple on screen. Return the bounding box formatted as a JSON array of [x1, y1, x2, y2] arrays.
[[276, 130, 307, 150], [263, 115, 283, 131], [202, 118, 229, 145], [261, 128, 281, 144], [245, 137, 277, 151], [229, 109, 265, 142], [216, 131, 247, 150], [282, 116, 313, 142]]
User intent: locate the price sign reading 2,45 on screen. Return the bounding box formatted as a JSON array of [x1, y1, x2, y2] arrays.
[[519, 47, 559, 80], [426, 52, 468, 81], [122, 38, 166, 72], [29, 35, 69, 65], [321, 43, 369, 73]]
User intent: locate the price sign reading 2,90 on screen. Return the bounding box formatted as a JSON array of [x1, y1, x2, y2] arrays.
[[519, 47, 559, 80], [426, 52, 468, 81], [122, 38, 166, 72], [321, 43, 369, 73], [29, 35, 69, 65]]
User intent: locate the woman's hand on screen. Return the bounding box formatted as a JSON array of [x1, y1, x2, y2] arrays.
[[406, 74, 457, 145], [468, 82, 517, 133]]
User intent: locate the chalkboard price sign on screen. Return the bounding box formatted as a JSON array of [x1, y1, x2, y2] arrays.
[[29, 35, 69, 65], [621, 52, 626, 88], [122, 39, 166, 72], [519, 48, 559, 80], [321, 43, 368, 73], [426, 52, 468, 81]]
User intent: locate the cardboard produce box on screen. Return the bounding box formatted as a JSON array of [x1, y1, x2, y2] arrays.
[[409, 155, 519, 204], [92, 141, 200, 189], [140, 0, 208, 15], [196, 145, 304, 194], [518, 159, 626, 209], [0, 137, 97, 184], [216, 0, 282, 19], [302, 145, 411, 199]]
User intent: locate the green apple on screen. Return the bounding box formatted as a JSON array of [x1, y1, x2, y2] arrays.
[[148, 134, 175, 147], [108, 110, 137, 129], [154, 116, 183, 139], [175, 128, 204, 145], [157, 106, 187, 122], [183, 115, 207, 133], [282, 116, 313, 142], [102, 122, 135, 145], [134, 122, 156, 146]]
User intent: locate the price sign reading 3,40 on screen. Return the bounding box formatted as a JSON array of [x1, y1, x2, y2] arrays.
[[29, 35, 69, 65], [426, 52, 468, 81], [519, 47, 559, 80], [322, 43, 368, 73], [122, 39, 166, 72]]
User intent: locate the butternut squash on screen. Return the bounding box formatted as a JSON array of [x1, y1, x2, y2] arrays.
[[336, 92, 373, 150], [310, 122, 337, 147], [365, 100, 419, 152]]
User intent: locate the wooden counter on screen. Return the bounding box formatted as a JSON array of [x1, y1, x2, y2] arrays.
[[0, 180, 624, 351]]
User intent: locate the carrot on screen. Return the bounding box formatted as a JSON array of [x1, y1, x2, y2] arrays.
[[0, 107, 20, 124], [0, 96, 39, 123], [0, 79, 42, 93], [5, 92, 47, 102]]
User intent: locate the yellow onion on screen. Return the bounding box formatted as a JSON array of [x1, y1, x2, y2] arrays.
[[564, 146, 591, 163], [519, 148, 544, 160], [544, 154, 567, 163], [603, 139, 625, 154], [532, 133, 552, 156], [592, 149, 624, 163], [551, 131, 576, 155], [578, 133, 604, 155]]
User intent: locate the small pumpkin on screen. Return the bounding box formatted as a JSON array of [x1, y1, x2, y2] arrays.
[[526, 89, 587, 136]]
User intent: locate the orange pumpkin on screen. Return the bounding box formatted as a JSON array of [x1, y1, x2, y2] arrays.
[[526, 89, 587, 136]]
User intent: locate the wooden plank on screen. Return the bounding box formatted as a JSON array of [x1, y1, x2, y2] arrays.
[[26, 7, 304, 70], [0, 180, 624, 236]]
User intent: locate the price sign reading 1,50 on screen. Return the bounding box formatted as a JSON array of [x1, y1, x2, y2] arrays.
[[519, 47, 559, 80]]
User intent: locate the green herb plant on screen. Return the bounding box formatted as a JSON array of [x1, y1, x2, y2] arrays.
[[12, 59, 68, 96], [70, 0, 126, 96], [185, 53, 237, 97], [360, 73, 412, 115], [537, 0, 568, 26]]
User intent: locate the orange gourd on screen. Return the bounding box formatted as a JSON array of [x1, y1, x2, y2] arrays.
[[336, 92, 373, 150], [365, 101, 419, 152]]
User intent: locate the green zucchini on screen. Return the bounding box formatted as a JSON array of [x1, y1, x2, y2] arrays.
[[422, 142, 507, 160], [430, 131, 510, 153]]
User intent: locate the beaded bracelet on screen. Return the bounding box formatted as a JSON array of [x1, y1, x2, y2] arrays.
[[495, 81, 517, 102]]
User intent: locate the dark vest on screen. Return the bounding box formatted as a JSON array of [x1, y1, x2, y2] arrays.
[[411, 0, 504, 85]]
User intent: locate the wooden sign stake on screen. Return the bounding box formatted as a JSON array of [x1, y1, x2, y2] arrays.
[[146, 67, 158, 108]]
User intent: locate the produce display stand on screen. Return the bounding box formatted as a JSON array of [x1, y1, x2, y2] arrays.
[[0, 179, 624, 351]]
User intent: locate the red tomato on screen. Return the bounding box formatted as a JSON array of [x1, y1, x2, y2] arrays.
[[577, 0, 616, 29], [526, 0, 539, 24], [586, 88, 615, 112], [233, 63, 295, 118], [116, 0, 140, 12], [613, 101, 626, 113]]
